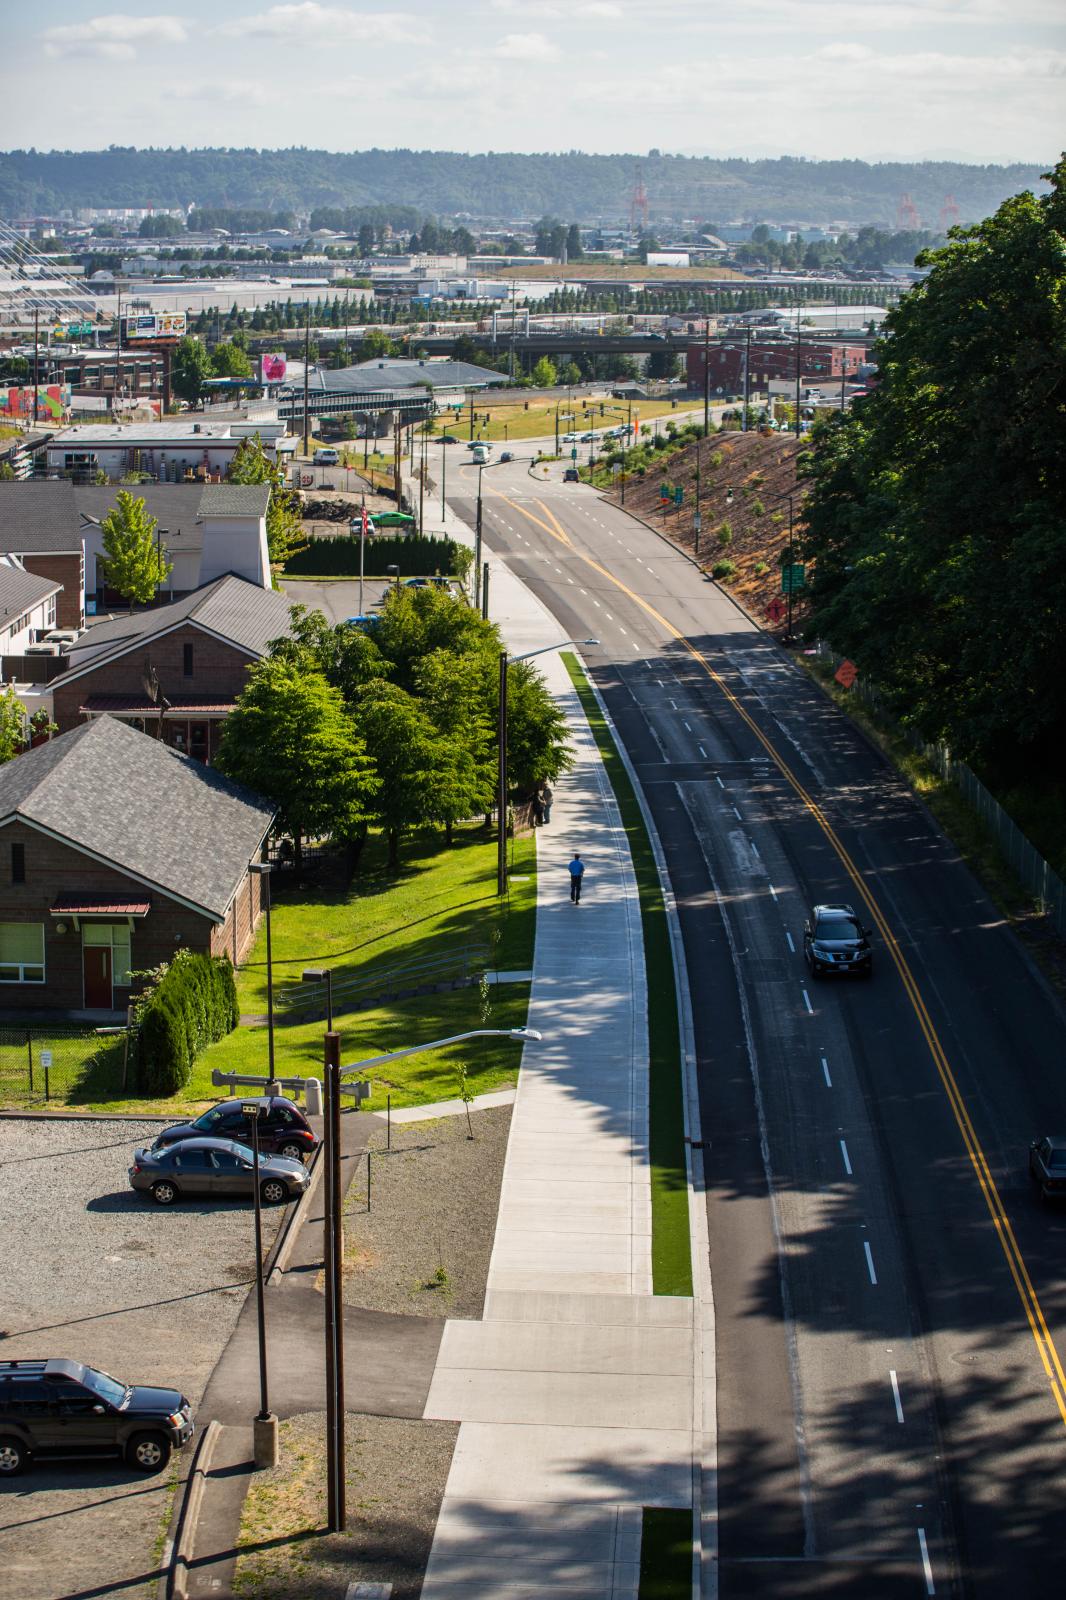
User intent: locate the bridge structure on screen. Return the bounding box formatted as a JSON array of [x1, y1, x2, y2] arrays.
[[274, 384, 435, 424]]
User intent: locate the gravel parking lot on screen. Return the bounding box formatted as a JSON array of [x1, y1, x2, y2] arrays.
[[0, 1115, 286, 1600]]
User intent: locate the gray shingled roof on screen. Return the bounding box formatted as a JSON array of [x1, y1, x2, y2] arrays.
[[199, 484, 270, 519], [0, 482, 81, 552], [316, 359, 504, 393], [60, 576, 294, 682], [0, 563, 62, 620], [74, 484, 206, 534], [0, 717, 274, 920]]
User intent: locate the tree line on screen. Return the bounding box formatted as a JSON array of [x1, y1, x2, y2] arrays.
[[214, 591, 572, 870], [800, 157, 1066, 795]]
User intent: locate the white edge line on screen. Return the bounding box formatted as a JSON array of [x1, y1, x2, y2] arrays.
[[917, 1527, 935, 1594], [821, 1056, 832, 1087]]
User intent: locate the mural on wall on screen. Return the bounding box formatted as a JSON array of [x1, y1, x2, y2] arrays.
[[0, 384, 70, 420]]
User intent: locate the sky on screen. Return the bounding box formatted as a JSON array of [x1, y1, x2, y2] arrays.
[[4, 0, 1063, 164]]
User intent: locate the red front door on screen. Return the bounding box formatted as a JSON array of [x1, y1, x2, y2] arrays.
[[84, 946, 112, 1009]]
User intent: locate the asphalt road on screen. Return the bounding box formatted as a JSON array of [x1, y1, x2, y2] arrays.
[[443, 457, 1066, 1597]]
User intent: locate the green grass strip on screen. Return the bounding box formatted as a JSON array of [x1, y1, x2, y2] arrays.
[[639, 1507, 693, 1598], [562, 653, 692, 1297]]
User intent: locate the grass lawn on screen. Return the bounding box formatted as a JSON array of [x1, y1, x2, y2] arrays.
[[563, 653, 692, 1298], [21, 824, 537, 1117], [462, 397, 704, 445], [639, 1508, 693, 1598]]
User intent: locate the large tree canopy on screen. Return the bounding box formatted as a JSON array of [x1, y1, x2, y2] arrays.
[[800, 156, 1066, 777]]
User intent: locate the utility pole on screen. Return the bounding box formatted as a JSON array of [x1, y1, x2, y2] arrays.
[[497, 652, 509, 897], [694, 434, 702, 556], [509, 279, 517, 383], [323, 1030, 346, 1531], [703, 320, 710, 436], [32, 307, 39, 426], [742, 325, 751, 433], [302, 306, 311, 458]]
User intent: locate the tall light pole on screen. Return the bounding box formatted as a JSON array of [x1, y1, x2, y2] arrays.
[[248, 863, 275, 1082], [496, 639, 598, 896], [475, 454, 531, 611], [760, 487, 807, 642], [242, 1101, 277, 1468]]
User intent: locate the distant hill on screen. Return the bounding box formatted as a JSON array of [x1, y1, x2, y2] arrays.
[[0, 147, 1050, 228]]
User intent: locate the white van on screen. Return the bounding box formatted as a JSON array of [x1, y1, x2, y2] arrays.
[[313, 447, 340, 466]]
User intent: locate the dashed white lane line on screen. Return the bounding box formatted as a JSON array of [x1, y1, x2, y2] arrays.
[[698, 744, 707, 758], [821, 1056, 832, 1087], [605, 612, 614, 620], [785, 931, 795, 953], [619, 627, 628, 636], [917, 1528, 935, 1594], [669, 699, 678, 710], [839, 1138, 853, 1176], [715, 775, 725, 789], [683, 720, 692, 732], [732, 806, 743, 821], [768, 883, 778, 900], [864, 1241, 878, 1285], [657, 679, 666, 688], [802, 989, 814, 1015], [592, 599, 601, 607], [889, 1370, 905, 1424], [750, 839, 759, 857]]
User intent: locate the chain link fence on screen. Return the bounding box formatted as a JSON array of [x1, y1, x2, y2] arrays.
[[817, 644, 1066, 937], [0, 1025, 130, 1108]]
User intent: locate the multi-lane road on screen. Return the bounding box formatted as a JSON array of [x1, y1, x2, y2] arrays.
[[442, 453, 1066, 1598]]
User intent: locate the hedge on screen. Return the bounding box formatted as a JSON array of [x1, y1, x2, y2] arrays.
[[135, 950, 239, 1096], [284, 532, 462, 578]]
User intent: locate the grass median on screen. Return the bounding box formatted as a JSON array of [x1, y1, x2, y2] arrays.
[[562, 652, 692, 1298]]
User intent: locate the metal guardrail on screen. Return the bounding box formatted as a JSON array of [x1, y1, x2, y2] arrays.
[[276, 942, 491, 1019]]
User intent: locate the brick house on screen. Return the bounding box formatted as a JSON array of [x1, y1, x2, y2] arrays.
[[50, 574, 294, 762], [0, 716, 275, 1015], [0, 481, 85, 630]]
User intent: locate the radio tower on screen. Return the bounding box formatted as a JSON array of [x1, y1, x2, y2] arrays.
[[896, 193, 921, 231], [629, 164, 650, 239], [939, 194, 960, 231]]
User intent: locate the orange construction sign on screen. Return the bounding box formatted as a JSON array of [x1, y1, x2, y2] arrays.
[[835, 659, 858, 689]]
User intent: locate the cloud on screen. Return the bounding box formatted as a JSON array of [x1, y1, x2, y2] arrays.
[[494, 31, 560, 60], [214, 4, 415, 42], [577, 2, 622, 14], [41, 13, 187, 60], [168, 79, 273, 107]]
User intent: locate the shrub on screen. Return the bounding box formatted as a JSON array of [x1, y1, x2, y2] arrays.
[[754, 560, 769, 577], [752, 499, 765, 516], [770, 511, 785, 525], [134, 950, 239, 1097], [718, 521, 732, 547], [285, 532, 461, 578], [708, 451, 724, 469], [712, 560, 737, 581]]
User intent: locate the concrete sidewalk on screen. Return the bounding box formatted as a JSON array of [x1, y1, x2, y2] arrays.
[[419, 560, 697, 1598]]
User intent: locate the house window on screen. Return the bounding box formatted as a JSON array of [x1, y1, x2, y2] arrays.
[[12, 843, 24, 884], [0, 922, 45, 983], [183, 642, 194, 677], [83, 922, 132, 985]]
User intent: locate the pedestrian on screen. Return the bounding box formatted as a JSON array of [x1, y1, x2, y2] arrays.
[[531, 792, 544, 827], [541, 783, 553, 824], [568, 852, 585, 904]]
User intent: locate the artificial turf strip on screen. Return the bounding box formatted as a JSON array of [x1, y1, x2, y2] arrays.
[[638, 1507, 693, 1598], [562, 653, 693, 1298]]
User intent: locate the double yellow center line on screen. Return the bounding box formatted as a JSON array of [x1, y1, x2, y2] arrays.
[[497, 488, 1066, 1429]]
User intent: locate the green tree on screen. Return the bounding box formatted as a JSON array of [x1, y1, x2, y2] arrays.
[[211, 340, 254, 379], [98, 491, 172, 608], [225, 433, 305, 568], [503, 660, 573, 793], [559, 361, 582, 388], [531, 356, 558, 389], [171, 336, 212, 405], [801, 157, 1066, 775], [565, 223, 583, 261], [216, 659, 377, 874], [361, 328, 398, 360], [0, 686, 26, 763], [352, 681, 451, 865]]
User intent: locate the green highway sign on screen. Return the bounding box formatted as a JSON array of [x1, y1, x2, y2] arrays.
[[781, 564, 806, 594]]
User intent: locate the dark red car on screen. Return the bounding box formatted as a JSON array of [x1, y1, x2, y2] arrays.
[[1029, 1136, 1066, 1201], [151, 1096, 318, 1164]]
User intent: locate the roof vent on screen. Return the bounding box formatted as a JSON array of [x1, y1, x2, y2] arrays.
[[193, 423, 202, 433]]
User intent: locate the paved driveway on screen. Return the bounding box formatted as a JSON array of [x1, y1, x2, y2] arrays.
[[0, 1116, 285, 1600]]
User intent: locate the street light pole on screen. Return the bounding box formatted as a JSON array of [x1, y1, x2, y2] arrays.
[[322, 1029, 345, 1531], [249, 863, 275, 1083], [244, 1101, 278, 1468]]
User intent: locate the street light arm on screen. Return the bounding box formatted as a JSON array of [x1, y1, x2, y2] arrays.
[[341, 1026, 541, 1078], [510, 637, 598, 665]]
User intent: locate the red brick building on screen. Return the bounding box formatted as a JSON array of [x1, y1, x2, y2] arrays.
[[687, 340, 867, 394], [0, 716, 274, 1014], [50, 575, 294, 762]]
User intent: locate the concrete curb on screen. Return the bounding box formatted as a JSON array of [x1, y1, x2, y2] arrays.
[[160, 1418, 221, 1600], [0, 1108, 175, 1122], [266, 1140, 325, 1286], [582, 667, 718, 1600]]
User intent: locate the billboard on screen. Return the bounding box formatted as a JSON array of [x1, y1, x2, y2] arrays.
[[121, 312, 187, 343], [261, 352, 287, 383], [0, 384, 70, 420]]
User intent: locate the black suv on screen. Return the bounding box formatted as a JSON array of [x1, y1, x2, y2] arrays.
[[803, 903, 873, 978], [0, 1358, 194, 1476], [153, 1096, 318, 1162]]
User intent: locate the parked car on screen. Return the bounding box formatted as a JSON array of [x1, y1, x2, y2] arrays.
[[440, 434, 461, 444], [562, 432, 579, 443], [312, 447, 339, 465], [803, 903, 872, 977], [1029, 1136, 1066, 1200], [0, 1357, 194, 1476], [563, 468, 580, 483], [500, 451, 514, 463], [129, 1137, 311, 1207], [152, 1096, 318, 1163]]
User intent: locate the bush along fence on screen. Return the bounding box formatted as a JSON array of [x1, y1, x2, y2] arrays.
[[132, 950, 239, 1097], [817, 644, 1066, 937], [283, 532, 466, 579]]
